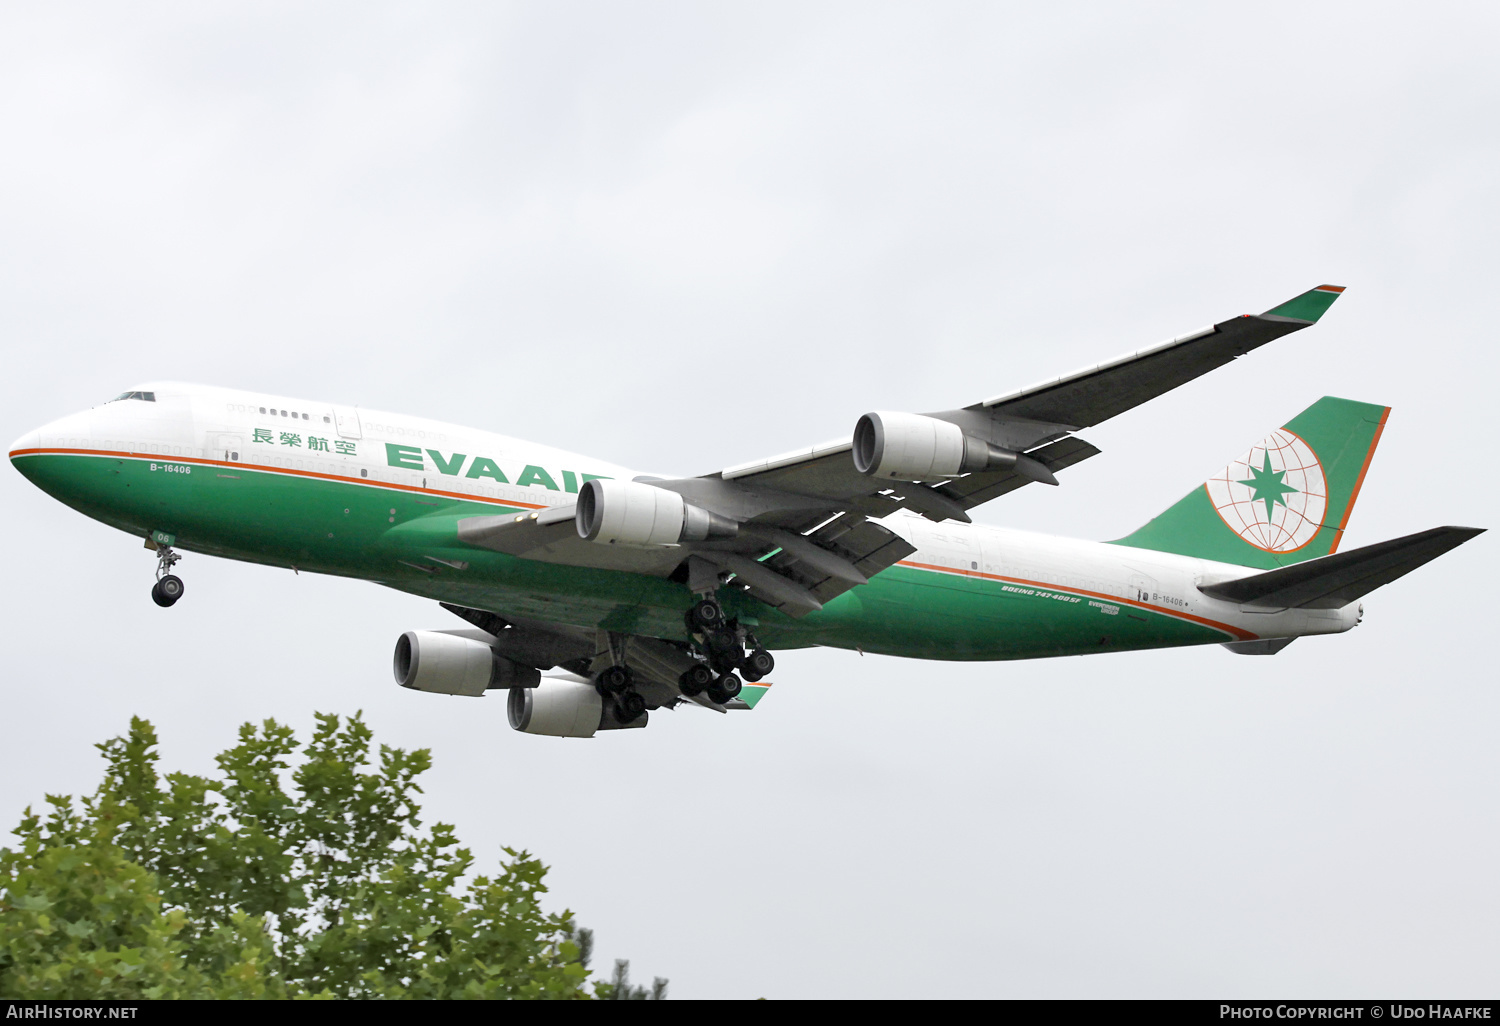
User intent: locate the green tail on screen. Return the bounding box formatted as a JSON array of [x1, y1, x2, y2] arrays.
[[1111, 396, 1390, 568]]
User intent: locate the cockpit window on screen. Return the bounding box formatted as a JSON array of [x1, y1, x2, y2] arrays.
[[111, 391, 156, 402]]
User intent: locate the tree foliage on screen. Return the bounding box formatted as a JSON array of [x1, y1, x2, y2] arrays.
[[0, 713, 663, 999]]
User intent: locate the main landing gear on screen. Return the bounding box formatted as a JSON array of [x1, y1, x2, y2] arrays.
[[150, 542, 185, 608], [677, 662, 742, 705], [682, 596, 775, 703], [589, 593, 778, 717], [594, 664, 647, 724]]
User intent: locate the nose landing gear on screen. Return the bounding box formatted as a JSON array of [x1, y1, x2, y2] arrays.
[[150, 540, 184, 608], [151, 575, 184, 607]]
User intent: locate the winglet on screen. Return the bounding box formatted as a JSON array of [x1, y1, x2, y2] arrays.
[[1261, 284, 1346, 323]]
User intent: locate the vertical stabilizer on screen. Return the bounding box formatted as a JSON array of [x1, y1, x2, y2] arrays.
[[1110, 396, 1389, 569]]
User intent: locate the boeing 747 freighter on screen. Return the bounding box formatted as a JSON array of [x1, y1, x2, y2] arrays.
[[10, 285, 1482, 737]]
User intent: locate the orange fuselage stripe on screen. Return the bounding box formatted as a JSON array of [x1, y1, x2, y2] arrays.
[[895, 558, 1257, 641]]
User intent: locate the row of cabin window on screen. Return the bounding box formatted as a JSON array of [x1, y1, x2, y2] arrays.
[[363, 422, 448, 443], [224, 402, 330, 424], [260, 407, 323, 422]]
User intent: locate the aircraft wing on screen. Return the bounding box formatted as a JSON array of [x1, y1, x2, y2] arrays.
[[966, 289, 1345, 429], [707, 285, 1345, 522], [461, 286, 1345, 617]]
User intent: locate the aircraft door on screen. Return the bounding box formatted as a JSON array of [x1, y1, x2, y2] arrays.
[[1127, 572, 1157, 604], [980, 534, 1004, 577], [333, 406, 362, 440], [213, 433, 242, 462], [910, 520, 980, 574]]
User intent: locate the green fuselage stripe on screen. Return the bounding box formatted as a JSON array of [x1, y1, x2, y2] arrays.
[[13, 449, 1243, 661]]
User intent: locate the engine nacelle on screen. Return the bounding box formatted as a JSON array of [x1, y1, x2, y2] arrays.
[[506, 679, 648, 737], [393, 630, 541, 697], [852, 411, 1056, 484], [852, 411, 992, 480], [506, 680, 600, 737], [576, 478, 737, 546]]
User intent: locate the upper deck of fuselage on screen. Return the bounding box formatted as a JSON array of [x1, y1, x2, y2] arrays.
[[9, 381, 640, 511]]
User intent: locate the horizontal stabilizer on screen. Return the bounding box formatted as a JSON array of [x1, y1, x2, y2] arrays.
[[1199, 526, 1485, 609], [727, 683, 771, 710]]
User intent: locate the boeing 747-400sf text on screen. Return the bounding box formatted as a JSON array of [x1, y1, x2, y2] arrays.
[[10, 286, 1483, 737]]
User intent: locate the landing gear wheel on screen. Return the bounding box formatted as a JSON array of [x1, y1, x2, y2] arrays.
[[151, 575, 184, 608], [707, 673, 742, 705], [150, 541, 184, 607], [704, 630, 744, 675], [616, 690, 647, 723], [742, 649, 774, 679], [678, 664, 714, 697], [689, 599, 724, 631], [595, 665, 632, 695]]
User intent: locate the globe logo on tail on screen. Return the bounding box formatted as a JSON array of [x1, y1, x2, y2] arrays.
[[1205, 428, 1327, 552]]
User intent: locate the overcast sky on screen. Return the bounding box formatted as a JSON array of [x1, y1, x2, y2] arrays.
[[2, 1, 1497, 999]]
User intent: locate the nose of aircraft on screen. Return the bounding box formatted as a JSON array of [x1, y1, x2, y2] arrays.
[[11, 410, 90, 478], [12, 410, 96, 460], [9, 426, 45, 491], [9, 426, 40, 458]]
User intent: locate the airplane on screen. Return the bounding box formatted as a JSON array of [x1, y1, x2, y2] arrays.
[[9, 285, 1483, 738]]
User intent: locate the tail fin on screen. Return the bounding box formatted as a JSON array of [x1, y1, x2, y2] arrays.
[[1111, 396, 1389, 568]]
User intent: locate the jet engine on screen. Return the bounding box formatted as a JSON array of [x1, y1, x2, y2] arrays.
[[506, 678, 649, 737], [393, 630, 541, 697], [852, 411, 1057, 484], [576, 478, 737, 546]]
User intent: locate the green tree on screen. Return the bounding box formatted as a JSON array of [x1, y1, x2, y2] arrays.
[[0, 713, 664, 999], [565, 925, 667, 1000]]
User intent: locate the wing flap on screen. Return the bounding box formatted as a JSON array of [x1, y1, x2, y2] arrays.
[[690, 511, 915, 615], [456, 512, 686, 574]]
